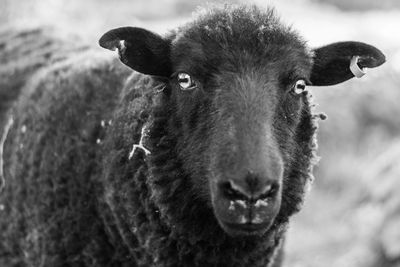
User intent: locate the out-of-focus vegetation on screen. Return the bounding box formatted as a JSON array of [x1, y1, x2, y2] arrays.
[[313, 0, 400, 11], [1, 0, 399, 266]]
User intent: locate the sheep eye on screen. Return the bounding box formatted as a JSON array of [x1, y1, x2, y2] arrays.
[[177, 73, 196, 90], [292, 79, 306, 95]]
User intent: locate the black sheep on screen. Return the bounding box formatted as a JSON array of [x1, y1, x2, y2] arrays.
[[0, 5, 385, 267]]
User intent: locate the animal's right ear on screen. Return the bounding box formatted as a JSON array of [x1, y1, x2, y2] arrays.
[[309, 41, 385, 86], [99, 27, 172, 77]]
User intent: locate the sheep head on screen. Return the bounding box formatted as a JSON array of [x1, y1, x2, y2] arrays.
[[99, 6, 385, 237]]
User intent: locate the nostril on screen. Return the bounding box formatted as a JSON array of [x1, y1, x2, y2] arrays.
[[218, 180, 280, 201], [218, 181, 249, 200]]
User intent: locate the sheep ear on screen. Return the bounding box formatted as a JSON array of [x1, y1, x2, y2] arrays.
[[309, 41, 385, 86], [99, 27, 172, 77]]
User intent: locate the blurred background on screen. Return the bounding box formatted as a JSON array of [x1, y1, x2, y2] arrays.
[[1, 0, 399, 266]]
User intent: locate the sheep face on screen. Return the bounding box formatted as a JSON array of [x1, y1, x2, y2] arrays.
[[168, 34, 314, 237], [99, 6, 385, 237]]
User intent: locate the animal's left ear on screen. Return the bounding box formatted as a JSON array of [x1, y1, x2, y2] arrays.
[[99, 27, 172, 77], [310, 41, 385, 86]]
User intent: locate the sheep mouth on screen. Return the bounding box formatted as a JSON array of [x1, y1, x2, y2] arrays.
[[212, 197, 279, 237], [210, 181, 282, 237], [220, 220, 272, 236]]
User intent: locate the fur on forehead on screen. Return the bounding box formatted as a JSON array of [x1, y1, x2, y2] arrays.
[[170, 5, 313, 76]]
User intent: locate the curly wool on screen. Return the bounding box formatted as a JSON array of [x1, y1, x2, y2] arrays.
[[0, 51, 132, 266], [0, 26, 88, 131]]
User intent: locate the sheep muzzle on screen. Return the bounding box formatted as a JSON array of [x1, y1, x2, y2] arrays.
[[208, 123, 284, 236]]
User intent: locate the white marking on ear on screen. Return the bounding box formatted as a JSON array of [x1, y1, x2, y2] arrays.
[[119, 40, 126, 50], [0, 116, 14, 193], [350, 56, 367, 78], [128, 124, 151, 160], [116, 40, 126, 56]]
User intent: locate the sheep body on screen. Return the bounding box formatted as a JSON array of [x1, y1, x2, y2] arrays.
[[0, 27, 88, 131], [0, 48, 134, 266], [0, 33, 307, 267]]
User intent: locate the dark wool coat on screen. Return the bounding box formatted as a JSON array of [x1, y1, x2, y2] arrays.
[[0, 4, 384, 267]]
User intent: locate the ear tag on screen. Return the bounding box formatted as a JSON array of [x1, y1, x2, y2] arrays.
[[350, 56, 367, 78], [118, 40, 126, 51]]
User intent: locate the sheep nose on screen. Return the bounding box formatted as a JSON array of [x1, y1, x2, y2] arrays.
[[219, 174, 280, 201]]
